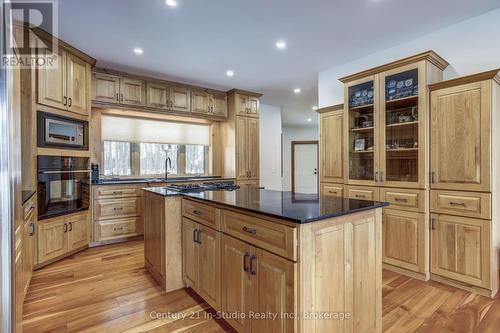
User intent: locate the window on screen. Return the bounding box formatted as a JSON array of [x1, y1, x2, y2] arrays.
[[101, 116, 210, 178], [140, 143, 178, 175], [103, 141, 131, 176]]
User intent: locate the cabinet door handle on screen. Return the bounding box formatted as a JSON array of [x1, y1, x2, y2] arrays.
[[63, 96, 67, 106], [374, 171, 379, 182], [29, 223, 35, 236], [431, 171, 436, 184], [63, 223, 68, 233], [116, 93, 119, 101], [380, 172, 384, 182], [431, 218, 437, 230], [449, 202, 466, 207], [249, 255, 256, 276], [120, 93, 124, 101], [193, 229, 198, 243], [242, 226, 257, 235], [68, 97, 72, 108], [197, 230, 202, 244], [68, 222, 73, 232], [243, 253, 250, 272]]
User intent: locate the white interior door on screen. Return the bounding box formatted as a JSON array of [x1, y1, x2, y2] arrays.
[[293, 143, 318, 194]]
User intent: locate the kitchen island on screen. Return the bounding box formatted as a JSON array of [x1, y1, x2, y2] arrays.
[[142, 187, 388, 333]]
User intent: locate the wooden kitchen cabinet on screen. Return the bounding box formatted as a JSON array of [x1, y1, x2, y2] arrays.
[[430, 214, 491, 290], [319, 105, 344, 184], [182, 218, 221, 310], [191, 89, 210, 114], [92, 73, 120, 103], [210, 92, 228, 117], [383, 209, 427, 276], [321, 183, 344, 197], [37, 211, 90, 266], [430, 80, 491, 192], [143, 191, 166, 287], [119, 77, 146, 106], [345, 185, 380, 201], [146, 82, 169, 109], [169, 85, 191, 112], [236, 116, 260, 180], [38, 48, 92, 116]]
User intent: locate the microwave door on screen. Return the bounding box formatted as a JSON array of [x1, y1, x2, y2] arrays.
[[45, 118, 81, 145]]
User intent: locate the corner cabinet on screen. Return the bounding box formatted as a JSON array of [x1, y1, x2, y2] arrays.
[[38, 48, 92, 116]]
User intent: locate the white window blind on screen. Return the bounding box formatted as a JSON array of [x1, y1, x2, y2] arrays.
[[101, 116, 210, 145]]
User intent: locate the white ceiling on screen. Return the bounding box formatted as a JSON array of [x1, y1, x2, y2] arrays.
[[57, 0, 500, 127]]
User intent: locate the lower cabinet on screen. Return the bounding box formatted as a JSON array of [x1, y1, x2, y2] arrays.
[[430, 214, 491, 290], [221, 234, 295, 333], [182, 218, 222, 311], [320, 183, 344, 197], [38, 211, 90, 264], [383, 209, 427, 276]]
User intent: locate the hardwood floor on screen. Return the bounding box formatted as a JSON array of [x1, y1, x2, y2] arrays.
[[23, 240, 500, 333]]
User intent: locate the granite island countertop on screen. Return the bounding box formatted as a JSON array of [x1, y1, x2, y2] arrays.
[[143, 186, 388, 224], [93, 176, 235, 186]]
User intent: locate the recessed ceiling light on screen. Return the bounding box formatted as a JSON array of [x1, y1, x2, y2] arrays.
[[307, 118, 312, 122], [293, 88, 301, 94], [133, 47, 143, 55], [312, 106, 318, 110], [165, 0, 177, 7], [226, 69, 235, 77], [275, 40, 287, 50]]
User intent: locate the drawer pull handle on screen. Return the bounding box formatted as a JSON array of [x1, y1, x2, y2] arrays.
[[395, 198, 408, 203], [192, 210, 203, 216], [243, 253, 249, 272], [113, 191, 123, 195], [249, 255, 256, 276], [355, 194, 365, 199], [328, 191, 337, 194], [449, 202, 466, 207], [113, 227, 124, 231], [114, 207, 124, 211], [242, 226, 257, 235]]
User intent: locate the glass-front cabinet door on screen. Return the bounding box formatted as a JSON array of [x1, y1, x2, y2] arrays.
[[345, 76, 379, 186], [379, 63, 425, 188]]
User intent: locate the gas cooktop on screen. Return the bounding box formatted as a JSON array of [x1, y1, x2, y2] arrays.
[[165, 181, 239, 193]]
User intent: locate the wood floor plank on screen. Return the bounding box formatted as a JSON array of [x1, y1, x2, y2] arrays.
[[22, 240, 500, 333]]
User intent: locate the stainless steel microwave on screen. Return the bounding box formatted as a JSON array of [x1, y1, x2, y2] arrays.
[[37, 112, 88, 150]]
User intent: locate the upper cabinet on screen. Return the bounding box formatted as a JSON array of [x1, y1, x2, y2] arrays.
[[429, 71, 497, 192], [231, 90, 260, 118], [341, 51, 448, 189], [92, 69, 228, 119], [38, 48, 93, 117], [318, 105, 344, 184]]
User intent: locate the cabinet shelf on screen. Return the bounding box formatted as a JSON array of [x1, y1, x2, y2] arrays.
[[351, 126, 374, 132], [349, 104, 374, 112], [386, 95, 418, 108], [351, 150, 374, 154], [386, 148, 418, 152], [386, 121, 418, 128]]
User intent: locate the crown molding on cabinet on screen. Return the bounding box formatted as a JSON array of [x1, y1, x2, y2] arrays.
[[226, 89, 263, 98], [428, 68, 500, 91], [315, 103, 343, 114], [339, 50, 449, 83]]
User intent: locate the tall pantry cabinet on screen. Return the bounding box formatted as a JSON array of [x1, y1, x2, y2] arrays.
[[428, 70, 500, 297]]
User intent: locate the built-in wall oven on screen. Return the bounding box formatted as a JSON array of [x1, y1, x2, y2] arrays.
[[37, 156, 90, 220], [37, 111, 88, 150]]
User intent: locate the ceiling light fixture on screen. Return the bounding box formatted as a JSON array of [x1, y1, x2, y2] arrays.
[[307, 118, 312, 122], [166, 0, 177, 7], [293, 88, 301, 94], [275, 40, 287, 50], [226, 69, 235, 77], [133, 47, 143, 55]]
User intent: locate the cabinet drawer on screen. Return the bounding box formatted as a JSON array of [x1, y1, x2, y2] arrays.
[[94, 197, 140, 221], [221, 210, 297, 261], [94, 186, 141, 199], [321, 183, 344, 197], [346, 186, 379, 201], [380, 188, 425, 212], [97, 217, 139, 240], [182, 200, 217, 229], [430, 190, 491, 219]]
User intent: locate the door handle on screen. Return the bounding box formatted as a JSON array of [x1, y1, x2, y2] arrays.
[[431, 218, 437, 230], [374, 171, 379, 182], [116, 93, 119, 101], [120, 93, 124, 101], [29, 223, 35, 236], [63, 223, 68, 233], [197, 230, 202, 244], [63, 96, 67, 106], [68, 222, 73, 232], [68, 97, 72, 108], [431, 171, 436, 184], [243, 252, 249, 272], [380, 172, 384, 182], [193, 229, 198, 243], [249, 255, 256, 276]]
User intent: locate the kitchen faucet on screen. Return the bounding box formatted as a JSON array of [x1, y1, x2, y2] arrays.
[[165, 156, 172, 180]]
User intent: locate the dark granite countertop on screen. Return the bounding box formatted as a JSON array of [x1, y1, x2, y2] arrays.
[[93, 176, 234, 186], [22, 190, 36, 205], [143, 187, 388, 224]]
